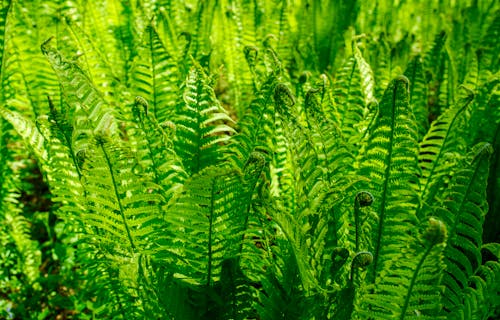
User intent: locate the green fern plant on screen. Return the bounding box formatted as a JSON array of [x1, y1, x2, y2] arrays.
[[0, 0, 499, 319]]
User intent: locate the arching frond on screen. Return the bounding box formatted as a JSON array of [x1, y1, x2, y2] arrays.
[[65, 19, 122, 100], [127, 96, 187, 205], [356, 218, 447, 319], [334, 44, 377, 151], [403, 55, 429, 141], [156, 166, 250, 286], [433, 142, 492, 317], [174, 63, 235, 174], [81, 137, 165, 256], [130, 23, 179, 123], [357, 76, 420, 284], [417, 90, 474, 219], [41, 38, 117, 155], [0, 107, 47, 163]]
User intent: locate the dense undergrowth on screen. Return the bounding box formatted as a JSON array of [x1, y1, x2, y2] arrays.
[[0, 0, 499, 319]]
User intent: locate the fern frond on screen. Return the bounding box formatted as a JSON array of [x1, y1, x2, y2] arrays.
[[299, 81, 361, 288], [81, 137, 165, 256], [358, 76, 420, 284], [334, 44, 377, 151], [229, 73, 278, 170], [174, 63, 235, 174], [65, 19, 122, 100], [128, 96, 187, 205], [3, 212, 42, 288], [3, 1, 61, 117], [403, 55, 429, 141], [461, 243, 500, 319], [417, 90, 474, 219], [78, 1, 126, 79], [479, 9, 500, 73], [130, 23, 179, 123], [424, 31, 447, 76], [462, 259, 500, 319], [357, 218, 447, 319], [256, 239, 311, 320], [436, 48, 457, 113], [433, 142, 492, 316], [156, 7, 193, 77], [157, 166, 249, 286], [209, 1, 253, 118], [156, 7, 181, 58], [1, 101, 85, 223], [80, 244, 145, 319], [214, 257, 259, 320], [0, 1, 11, 81], [0, 107, 48, 163], [41, 97, 86, 218], [474, 79, 500, 244], [369, 34, 393, 98], [41, 38, 117, 154]]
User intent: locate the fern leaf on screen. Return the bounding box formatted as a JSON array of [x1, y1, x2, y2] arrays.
[[461, 243, 500, 319], [81, 244, 145, 319], [210, 1, 253, 118], [41, 37, 117, 154], [479, 9, 500, 73], [436, 48, 457, 113], [228, 73, 277, 170], [42, 97, 86, 217], [256, 239, 312, 320], [158, 166, 248, 286], [214, 257, 259, 320], [417, 90, 474, 219], [0, 107, 47, 163], [424, 31, 447, 76], [82, 137, 165, 256], [434, 142, 492, 317], [156, 5, 183, 61], [1, 101, 85, 221], [462, 259, 500, 319], [3, 212, 42, 288], [481, 80, 500, 244], [3, 1, 61, 118], [174, 63, 235, 174], [130, 23, 179, 123], [299, 82, 361, 289], [334, 45, 377, 151], [403, 55, 429, 141], [128, 96, 187, 205], [358, 76, 420, 284], [357, 218, 447, 319], [65, 19, 122, 100]]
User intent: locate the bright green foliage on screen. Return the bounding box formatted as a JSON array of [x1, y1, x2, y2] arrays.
[[130, 23, 179, 123], [436, 143, 493, 318], [0, 0, 499, 319]]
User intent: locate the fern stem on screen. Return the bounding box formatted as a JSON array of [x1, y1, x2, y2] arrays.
[[354, 191, 374, 252], [99, 143, 136, 251], [354, 195, 361, 252], [206, 175, 217, 287]]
